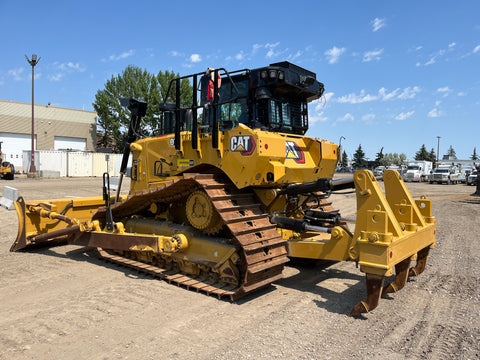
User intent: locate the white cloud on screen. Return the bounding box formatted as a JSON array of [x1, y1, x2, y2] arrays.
[[363, 49, 383, 62], [428, 108, 443, 118], [362, 113, 376, 124], [104, 50, 135, 62], [473, 45, 480, 53], [422, 48, 447, 66], [457, 91, 467, 96], [170, 50, 182, 57], [338, 113, 354, 122], [322, 92, 334, 104], [448, 42, 456, 49], [8, 67, 25, 81], [235, 51, 245, 61], [335, 86, 419, 104], [324, 46, 346, 64], [378, 87, 399, 100], [48, 61, 86, 82], [58, 62, 85, 72], [287, 50, 302, 62], [397, 86, 421, 99], [395, 111, 415, 120], [265, 42, 280, 58], [101, 50, 135, 62], [437, 86, 452, 97], [371, 17, 386, 32], [309, 111, 328, 125], [190, 54, 202, 63], [48, 73, 64, 82], [336, 89, 377, 104]]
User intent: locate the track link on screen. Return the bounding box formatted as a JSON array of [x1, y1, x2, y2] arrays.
[[94, 173, 289, 301]]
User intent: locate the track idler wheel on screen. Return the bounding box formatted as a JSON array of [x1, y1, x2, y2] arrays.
[[349, 274, 385, 317], [185, 190, 223, 235], [408, 246, 430, 277]]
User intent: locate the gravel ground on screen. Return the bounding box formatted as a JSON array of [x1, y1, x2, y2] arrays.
[[0, 175, 478, 360]]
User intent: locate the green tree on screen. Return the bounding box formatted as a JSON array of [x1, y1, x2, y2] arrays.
[[415, 144, 429, 161], [379, 152, 407, 166], [374, 147, 384, 166], [157, 70, 193, 107], [428, 148, 437, 166], [471, 147, 479, 161], [352, 144, 367, 169], [445, 145, 457, 160], [340, 150, 348, 170], [93, 65, 192, 151]]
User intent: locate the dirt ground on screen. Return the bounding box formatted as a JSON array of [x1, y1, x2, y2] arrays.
[[0, 175, 479, 360]]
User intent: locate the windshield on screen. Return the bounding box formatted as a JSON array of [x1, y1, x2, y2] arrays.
[[408, 166, 420, 170], [471, 170, 477, 176], [435, 169, 449, 173], [265, 98, 306, 134], [218, 78, 249, 126]]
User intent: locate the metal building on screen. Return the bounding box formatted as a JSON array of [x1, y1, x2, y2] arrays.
[[0, 100, 97, 169]]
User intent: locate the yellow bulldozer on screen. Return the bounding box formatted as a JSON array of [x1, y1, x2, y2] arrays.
[[10, 62, 436, 315], [0, 141, 15, 180]]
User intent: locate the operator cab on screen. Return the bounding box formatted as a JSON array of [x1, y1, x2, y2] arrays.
[[158, 62, 325, 148], [217, 62, 324, 135]]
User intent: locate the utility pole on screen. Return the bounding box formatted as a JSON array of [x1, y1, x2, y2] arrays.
[[25, 54, 41, 174], [436, 136, 441, 165]]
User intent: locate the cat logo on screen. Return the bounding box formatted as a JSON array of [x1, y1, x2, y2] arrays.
[[286, 141, 305, 164], [230, 135, 256, 155]]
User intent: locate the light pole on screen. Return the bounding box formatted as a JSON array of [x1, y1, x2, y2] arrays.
[[436, 136, 441, 165], [338, 136, 345, 160], [25, 54, 40, 173]]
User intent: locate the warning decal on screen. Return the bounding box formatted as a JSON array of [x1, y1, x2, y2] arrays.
[[286, 141, 305, 164]]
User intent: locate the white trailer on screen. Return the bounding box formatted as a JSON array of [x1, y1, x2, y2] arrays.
[[403, 161, 433, 182]]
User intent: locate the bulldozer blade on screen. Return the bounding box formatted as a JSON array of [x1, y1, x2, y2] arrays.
[[10, 197, 27, 251], [408, 246, 430, 277], [349, 274, 385, 316], [382, 257, 411, 295], [10, 196, 106, 252]]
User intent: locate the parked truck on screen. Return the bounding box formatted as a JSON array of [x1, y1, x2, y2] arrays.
[[403, 161, 433, 182], [429, 164, 465, 184]]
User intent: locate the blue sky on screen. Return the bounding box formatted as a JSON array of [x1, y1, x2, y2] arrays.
[[1, 0, 479, 161]]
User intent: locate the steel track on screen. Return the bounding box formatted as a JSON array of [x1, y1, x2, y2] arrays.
[[94, 173, 289, 301]]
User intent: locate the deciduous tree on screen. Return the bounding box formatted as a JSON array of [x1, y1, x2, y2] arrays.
[[93, 65, 192, 151]]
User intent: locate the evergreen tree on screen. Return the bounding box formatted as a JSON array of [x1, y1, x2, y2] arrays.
[[428, 148, 437, 166], [340, 150, 348, 170], [352, 144, 367, 169], [445, 145, 457, 159], [415, 144, 429, 161], [471, 147, 479, 161], [374, 147, 384, 166]]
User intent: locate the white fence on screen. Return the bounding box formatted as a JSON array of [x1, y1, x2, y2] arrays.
[[22, 150, 131, 177]]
